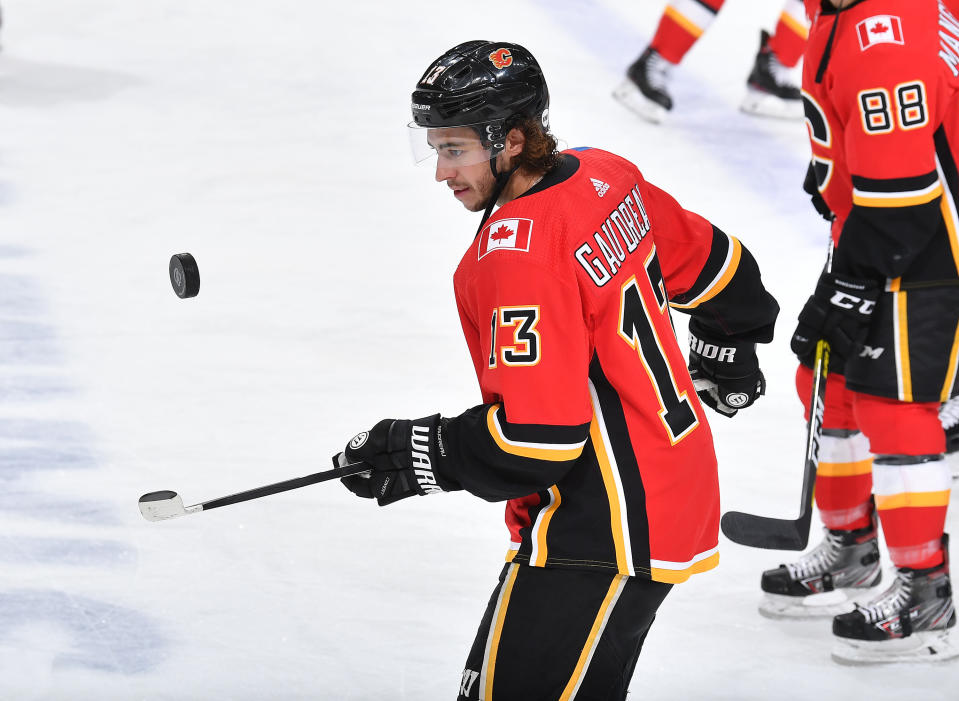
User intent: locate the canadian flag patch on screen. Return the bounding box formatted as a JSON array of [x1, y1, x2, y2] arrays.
[[857, 15, 903, 51], [478, 218, 533, 260]]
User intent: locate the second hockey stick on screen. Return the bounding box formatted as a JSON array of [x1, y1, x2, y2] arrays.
[[720, 339, 830, 550], [139, 459, 370, 522]]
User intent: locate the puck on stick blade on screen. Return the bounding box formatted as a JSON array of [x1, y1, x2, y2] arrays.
[[169, 253, 200, 298]]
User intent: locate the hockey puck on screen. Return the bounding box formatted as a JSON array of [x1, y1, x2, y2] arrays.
[[169, 253, 200, 298]]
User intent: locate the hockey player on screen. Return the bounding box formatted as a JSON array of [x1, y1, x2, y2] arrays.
[[760, 0, 959, 664], [613, 0, 808, 122], [335, 41, 779, 699]]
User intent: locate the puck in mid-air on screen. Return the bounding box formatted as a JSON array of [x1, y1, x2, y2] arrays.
[[169, 253, 200, 298]]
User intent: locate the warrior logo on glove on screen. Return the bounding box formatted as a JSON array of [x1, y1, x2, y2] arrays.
[[724, 392, 750, 408], [687, 321, 766, 418], [349, 432, 369, 450]]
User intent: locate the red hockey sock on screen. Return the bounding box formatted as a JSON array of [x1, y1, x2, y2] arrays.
[[815, 432, 874, 531], [854, 394, 950, 569], [796, 365, 872, 530], [649, 0, 724, 65], [873, 460, 950, 569], [766, 0, 808, 67]]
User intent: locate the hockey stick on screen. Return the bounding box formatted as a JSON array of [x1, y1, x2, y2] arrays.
[[138, 460, 370, 522], [720, 339, 830, 550]]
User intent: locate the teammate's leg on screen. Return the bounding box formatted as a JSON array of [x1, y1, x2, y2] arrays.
[[613, 0, 724, 123], [855, 395, 949, 569], [649, 0, 725, 65], [828, 394, 956, 661], [766, 0, 808, 68], [741, 0, 807, 119], [819, 282, 959, 661], [759, 366, 881, 618], [458, 563, 671, 700]]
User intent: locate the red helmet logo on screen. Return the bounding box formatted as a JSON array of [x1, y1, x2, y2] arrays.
[[489, 48, 513, 69]]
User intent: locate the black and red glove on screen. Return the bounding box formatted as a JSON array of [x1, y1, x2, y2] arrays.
[[336, 414, 456, 506]]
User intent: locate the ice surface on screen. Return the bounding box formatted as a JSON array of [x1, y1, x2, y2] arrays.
[[0, 0, 956, 698]]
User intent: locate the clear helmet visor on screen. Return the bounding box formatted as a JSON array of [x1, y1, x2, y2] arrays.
[[408, 122, 501, 168]]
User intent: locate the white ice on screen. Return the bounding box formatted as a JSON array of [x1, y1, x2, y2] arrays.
[[0, 0, 957, 698]]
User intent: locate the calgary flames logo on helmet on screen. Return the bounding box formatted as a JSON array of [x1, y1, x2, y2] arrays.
[[489, 48, 513, 69]]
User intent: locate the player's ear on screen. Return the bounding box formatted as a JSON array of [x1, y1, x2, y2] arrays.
[[504, 127, 526, 159]]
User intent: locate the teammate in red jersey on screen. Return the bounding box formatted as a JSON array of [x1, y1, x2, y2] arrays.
[[758, 0, 958, 664], [335, 41, 779, 699], [614, 0, 809, 123]]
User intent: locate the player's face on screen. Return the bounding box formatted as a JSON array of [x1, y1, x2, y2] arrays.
[[428, 127, 497, 212]]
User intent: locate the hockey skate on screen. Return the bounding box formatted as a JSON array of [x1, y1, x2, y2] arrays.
[[759, 522, 882, 619], [941, 395, 959, 479], [612, 48, 674, 125], [740, 30, 803, 120], [831, 542, 957, 664]]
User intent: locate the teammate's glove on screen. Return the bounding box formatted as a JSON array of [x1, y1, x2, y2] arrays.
[[804, 161, 834, 222], [336, 414, 454, 506], [687, 322, 766, 418], [791, 272, 880, 364]]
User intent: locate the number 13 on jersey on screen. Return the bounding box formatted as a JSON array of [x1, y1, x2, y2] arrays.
[[488, 306, 541, 368]]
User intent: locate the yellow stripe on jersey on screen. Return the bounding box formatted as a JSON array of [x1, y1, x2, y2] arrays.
[[664, 5, 705, 37], [938, 175, 959, 274], [894, 292, 913, 401], [559, 575, 628, 701], [486, 405, 586, 461], [942, 322, 959, 403], [670, 236, 742, 310], [650, 550, 720, 584], [480, 563, 519, 701], [531, 486, 562, 567], [852, 182, 943, 208], [875, 490, 952, 510], [589, 415, 631, 575], [818, 458, 874, 477]]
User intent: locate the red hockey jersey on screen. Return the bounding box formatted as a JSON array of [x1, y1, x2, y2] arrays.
[[802, 0, 959, 287], [444, 148, 778, 583]]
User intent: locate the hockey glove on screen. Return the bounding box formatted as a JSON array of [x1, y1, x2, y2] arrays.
[[687, 321, 766, 418], [791, 272, 880, 365], [337, 414, 454, 506], [804, 161, 834, 222]]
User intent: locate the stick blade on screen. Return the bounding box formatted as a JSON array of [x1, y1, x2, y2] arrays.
[[721, 510, 810, 551], [139, 490, 187, 521]]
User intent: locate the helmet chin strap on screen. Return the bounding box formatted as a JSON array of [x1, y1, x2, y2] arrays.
[[475, 150, 518, 236]]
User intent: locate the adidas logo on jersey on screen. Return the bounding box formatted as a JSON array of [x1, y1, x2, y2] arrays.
[[591, 178, 610, 197]]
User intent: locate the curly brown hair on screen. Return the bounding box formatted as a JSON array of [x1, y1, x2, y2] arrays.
[[506, 115, 560, 174]]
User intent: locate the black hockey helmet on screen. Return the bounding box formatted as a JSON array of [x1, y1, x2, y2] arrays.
[[409, 41, 549, 165]]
